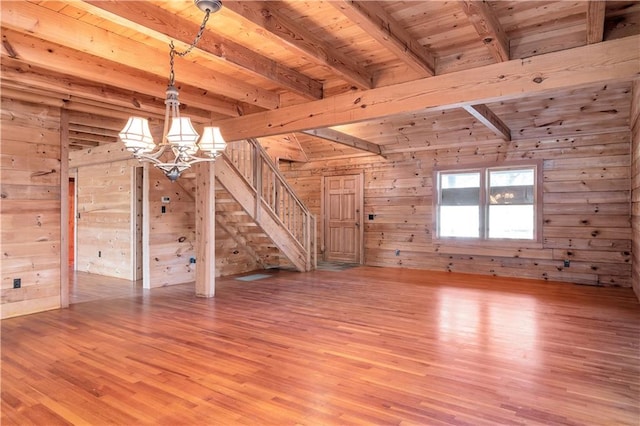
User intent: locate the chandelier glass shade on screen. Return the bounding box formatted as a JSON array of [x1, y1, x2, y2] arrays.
[[118, 0, 226, 182]]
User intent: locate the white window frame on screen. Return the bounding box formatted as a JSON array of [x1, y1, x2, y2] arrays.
[[434, 161, 543, 244]]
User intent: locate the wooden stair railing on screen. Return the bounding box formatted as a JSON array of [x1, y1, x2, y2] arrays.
[[218, 138, 316, 271]]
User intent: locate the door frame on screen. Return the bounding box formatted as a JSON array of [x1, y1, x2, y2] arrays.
[[320, 171, 364, 264], [131, 165, 145, 282], [70, 170, 78, 270]]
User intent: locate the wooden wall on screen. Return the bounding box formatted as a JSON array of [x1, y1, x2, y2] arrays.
[[1, 98, 62, 319], [631, 80, 640, 301], [147, 167, 196, 288], [283, 131, 632, 287], [76, 162, 134, 279], [181, 178, 263, 278]]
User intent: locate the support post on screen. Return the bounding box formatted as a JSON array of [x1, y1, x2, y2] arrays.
[[195, 161, 216, 297], [60, 109, 69, 308], [142, 164, 151, 289]]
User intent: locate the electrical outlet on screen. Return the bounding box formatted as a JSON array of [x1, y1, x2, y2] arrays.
[[190, 257, 196, 264], [161, 205, 166, 214], [564, 259, 570, 267], [369, 214, 375, 220], [13, 278, 21, 289]]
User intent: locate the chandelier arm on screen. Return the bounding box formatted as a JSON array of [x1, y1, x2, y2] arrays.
[[134, 154, 162, 165], [182, 154, 224, 166], [154, 162, 191, 171], [135, 144, 169, 162]]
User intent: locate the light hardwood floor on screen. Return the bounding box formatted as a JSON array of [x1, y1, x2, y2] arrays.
[[69, 269, 143, 304], [2, 267, 639, 425]]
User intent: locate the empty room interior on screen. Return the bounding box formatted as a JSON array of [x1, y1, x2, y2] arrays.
[[1, 1, 639, 424]]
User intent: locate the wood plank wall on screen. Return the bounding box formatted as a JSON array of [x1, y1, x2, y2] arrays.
[[282, 131, 632, 287], [147, 167, 196, 288], [631, 80, 640, 301], [182, 178, 264, 277], [1, 98, 62, 319], [76, 162, 134, 279]]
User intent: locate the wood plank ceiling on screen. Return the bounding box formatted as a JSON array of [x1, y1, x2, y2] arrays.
[[1, 1, 639, 160]]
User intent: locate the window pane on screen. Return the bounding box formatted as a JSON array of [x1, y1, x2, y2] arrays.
[[439, 206, 479, 238], [442, 187, 480, 205], [488, 205, 534, 239], [489, 185, 534, 204], [440, 172, 480, 206], [489, 169, 535, 205], [489, 169, 533, 186], [441, 172, 480, 189]]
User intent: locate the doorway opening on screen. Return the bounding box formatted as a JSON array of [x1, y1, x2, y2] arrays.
[[68, 165, 144, 304]]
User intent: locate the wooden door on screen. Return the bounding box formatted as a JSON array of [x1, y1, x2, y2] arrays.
[[324, 174, 363, 263]]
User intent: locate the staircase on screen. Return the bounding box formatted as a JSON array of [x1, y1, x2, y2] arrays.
[[214, 138, 316, 272]]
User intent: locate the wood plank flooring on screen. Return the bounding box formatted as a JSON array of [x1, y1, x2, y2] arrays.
[[69, 269, 143, 304], [2, 267, 639, 425]]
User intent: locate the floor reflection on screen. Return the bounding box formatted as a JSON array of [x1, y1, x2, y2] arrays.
[[437, 288, 539, 366]]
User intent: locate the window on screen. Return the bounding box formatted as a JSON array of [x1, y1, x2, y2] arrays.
[[436, 164, 540, 241]]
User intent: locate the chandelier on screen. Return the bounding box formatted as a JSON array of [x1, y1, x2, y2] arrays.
[[118, 0, 226, 182]]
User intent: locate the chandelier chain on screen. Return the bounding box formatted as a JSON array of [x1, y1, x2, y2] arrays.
[[168, 9, 211, 86]]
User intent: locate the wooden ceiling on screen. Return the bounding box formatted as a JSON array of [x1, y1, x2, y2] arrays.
[[1, 1, 639, 160]]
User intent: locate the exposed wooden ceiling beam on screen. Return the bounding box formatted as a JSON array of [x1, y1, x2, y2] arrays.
[[69, 124, 119, 139], [216, 35, 640, 141], [0, 75, 210, 124], [69, 132, 117, 145], [2, 58, 167, 118], [462, 104, 511, 141], [0, 30, 242, 118], [80, 0, 323, 101], [301, 128, 382, 155], [63, 100, 159, 122], [68, 112, 135, 133], [1, 1, 279, 110], [258, 134, 309, 163], [0, 86, 66, 108], [587, 1, 606, 44], [222, 1, 373, 90], [331, 1, 435, 77], [68, 140, 101, 149], [458, 1, 510, 62], [6, 86, 160, 128]]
